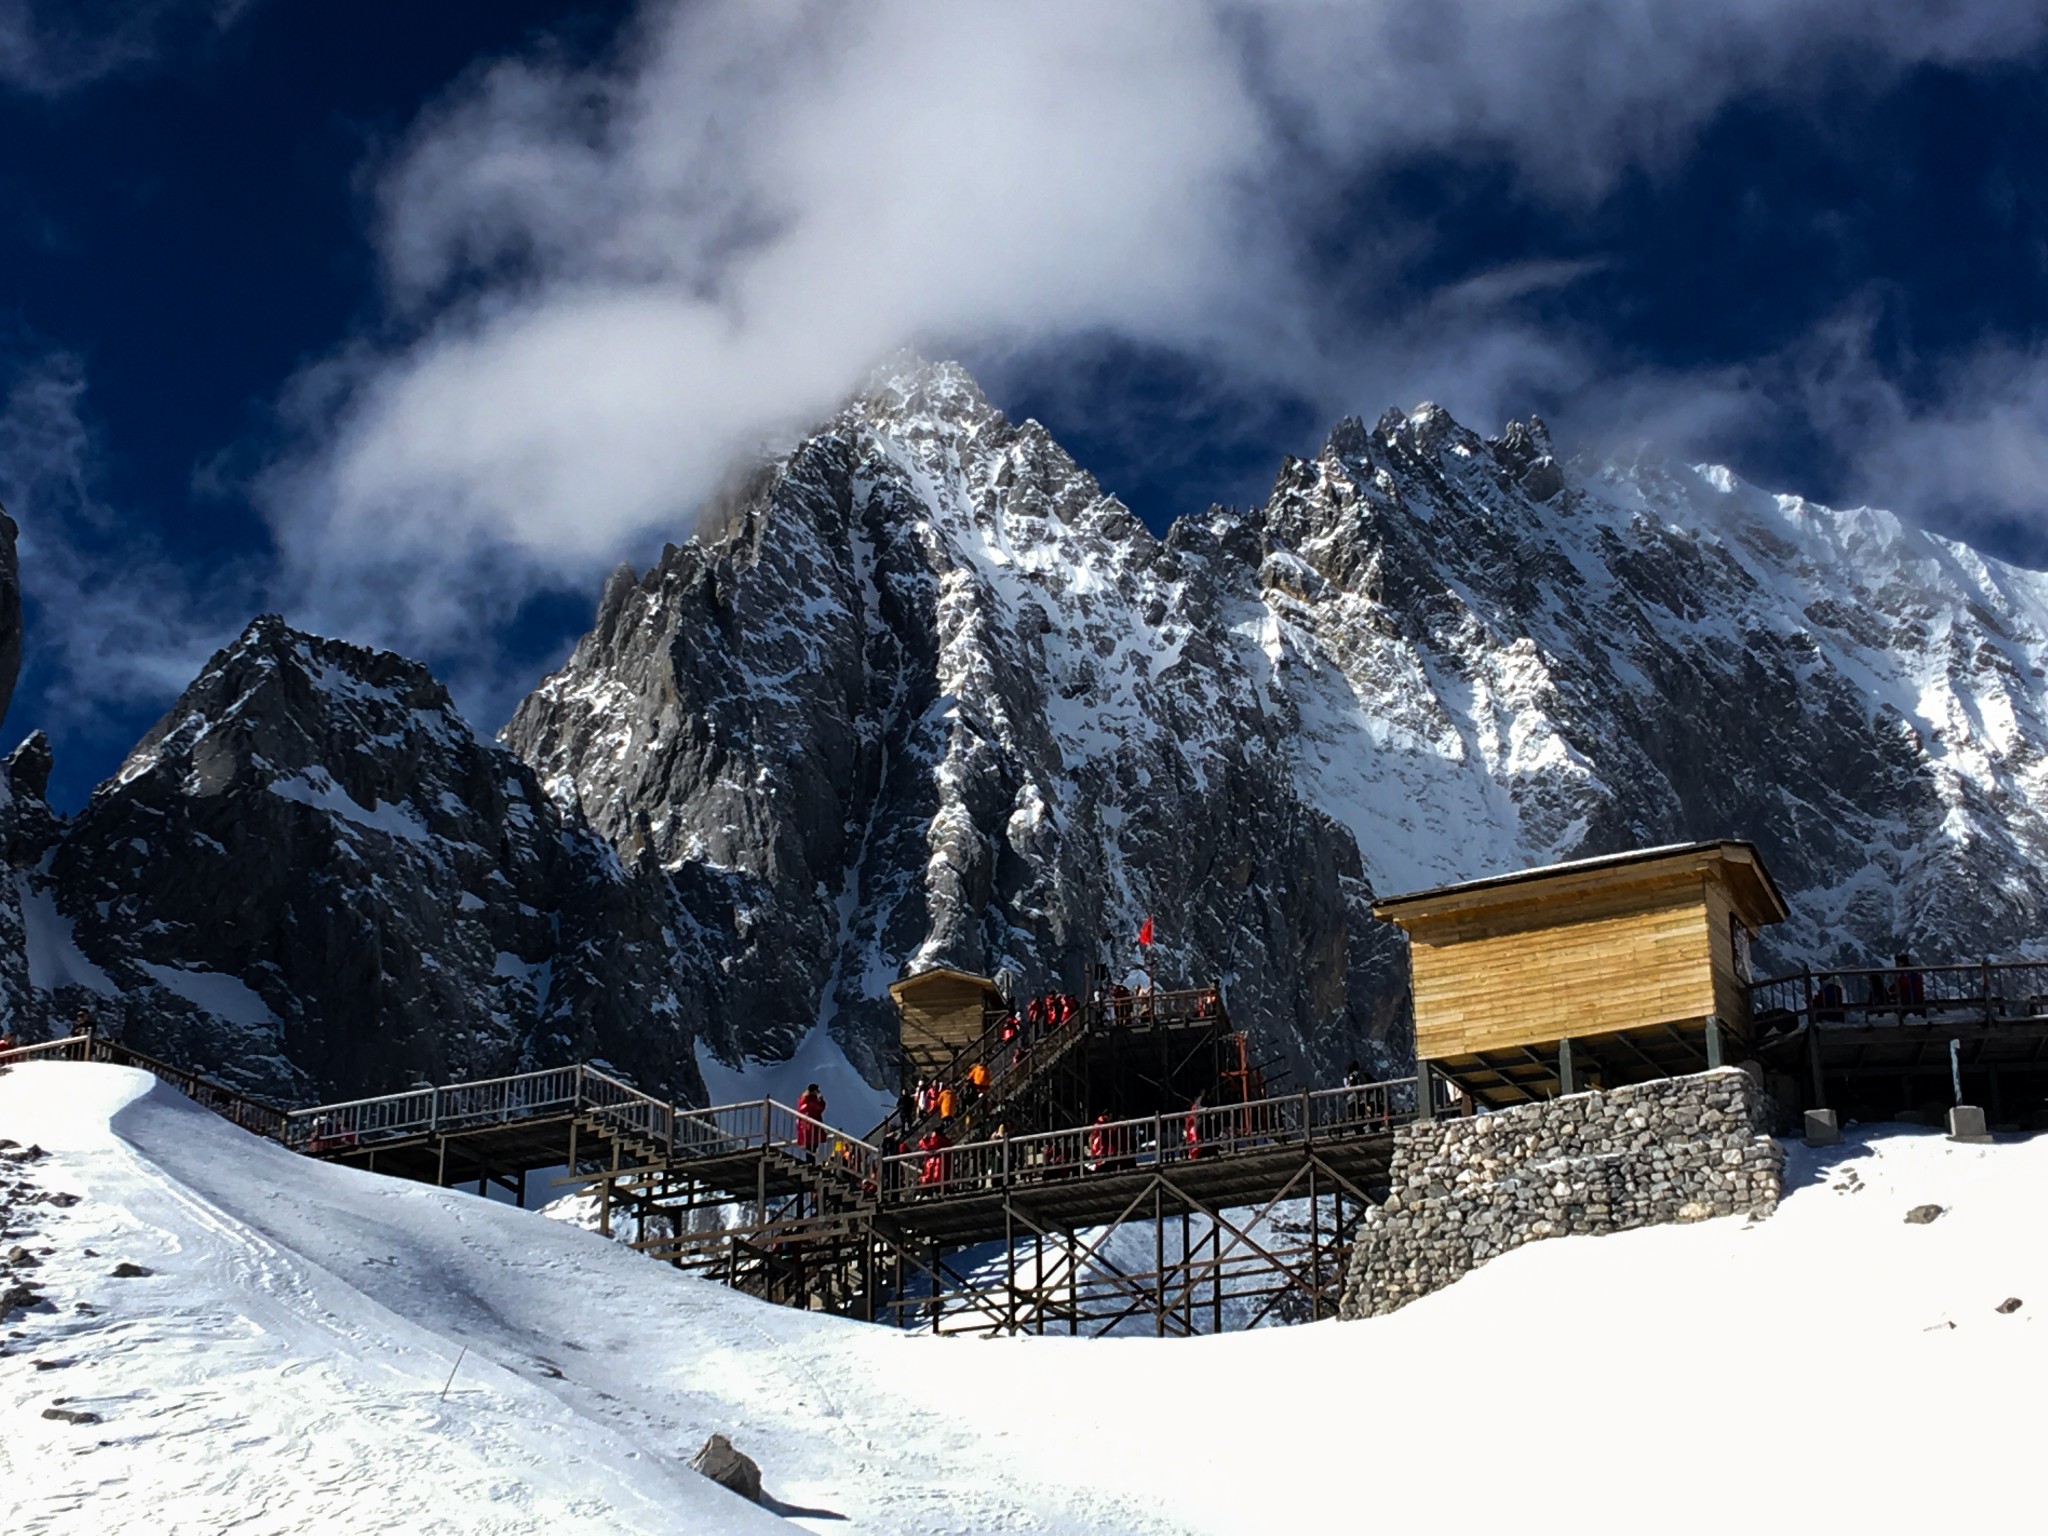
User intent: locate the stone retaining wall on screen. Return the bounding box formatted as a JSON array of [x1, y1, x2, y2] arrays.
[[1338, 1068, 1782, 1319]]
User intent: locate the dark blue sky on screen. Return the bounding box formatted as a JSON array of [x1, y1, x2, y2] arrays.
[[5, 3, 2048, 808]]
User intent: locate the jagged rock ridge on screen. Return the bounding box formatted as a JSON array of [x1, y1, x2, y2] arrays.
[[3, 617, 706, 1103], [12, 361, 2048, 1104], [508, 361, 2048, 1090]]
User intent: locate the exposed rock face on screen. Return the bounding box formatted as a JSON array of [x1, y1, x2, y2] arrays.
[[9, 617, 705, 1104], [506, 362, 1404, 1088], [508, 358, 2048, 1093], [1339, 1069, 1782, 1318], [1259, 413, 2048, 969], [15, 359, 2048, 1108]]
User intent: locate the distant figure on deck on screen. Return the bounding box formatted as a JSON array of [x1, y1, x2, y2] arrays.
[[896, 1086, 916, 1129], [1342, 1059, 1366, 1121], [1184, 1093, 1206, 1160], [938, 1082, 957, 1122], [1814, 974, 1846, 1023], [1894, 953, 1926, 1016], [966, 1060, 990, 1103], [1865, 970, 1894, 1011], [795, 1084, 826, 1155]]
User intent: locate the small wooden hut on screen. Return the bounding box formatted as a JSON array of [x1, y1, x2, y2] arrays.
[[1373, 840, 1788, 1107], [889, 967, 1005, 1081]]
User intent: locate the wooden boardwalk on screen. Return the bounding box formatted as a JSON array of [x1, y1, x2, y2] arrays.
[[0, 1032, 1429, 1334]]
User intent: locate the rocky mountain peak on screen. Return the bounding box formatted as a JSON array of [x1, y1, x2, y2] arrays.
[[14, 358, 2048, 1118]]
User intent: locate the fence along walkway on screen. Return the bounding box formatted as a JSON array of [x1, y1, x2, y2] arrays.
[[0, 1036, 1425, 1223], [1749, 958, 2048, 1033], [884, 1075, 1424, 1204], [281, 1062, 886, 1194], [0, 1033, 288, 1139]]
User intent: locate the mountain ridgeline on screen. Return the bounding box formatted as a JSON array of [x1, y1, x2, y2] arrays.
[[6, 360, 2048, 1104]]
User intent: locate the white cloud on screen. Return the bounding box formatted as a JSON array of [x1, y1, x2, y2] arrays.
[[263, 0, 2048, 659], [0, 352, 251, 742], [0, 0, 250, 96]]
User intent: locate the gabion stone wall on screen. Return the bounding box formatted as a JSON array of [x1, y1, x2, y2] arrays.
[[1338, 1068, 1783, 1320]]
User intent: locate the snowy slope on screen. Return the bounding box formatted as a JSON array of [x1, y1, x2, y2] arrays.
[[4, 1063, 2042, 1534]]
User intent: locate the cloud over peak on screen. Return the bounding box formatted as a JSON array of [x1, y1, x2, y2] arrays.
[[261, 0, 2048, 662]]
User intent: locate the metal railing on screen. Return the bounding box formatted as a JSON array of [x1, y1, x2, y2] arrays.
[[1749, 958, 2048, 1034], [878, 1077, 1424, 1202], [0, 1033, 290, 1140], [4, 1030, 1410, 1210], [882, 983, 1231, 1149], [279, 1063, 884, 1191]]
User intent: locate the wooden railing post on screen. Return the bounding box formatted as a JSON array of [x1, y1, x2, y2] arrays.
[[1984, 955, 1994, 1025]]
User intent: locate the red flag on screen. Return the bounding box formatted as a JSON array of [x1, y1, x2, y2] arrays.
[[1137, 915, 1154, 948]]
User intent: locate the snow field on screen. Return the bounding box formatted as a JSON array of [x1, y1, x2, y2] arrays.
[[3, 1063, 2043, 1534]]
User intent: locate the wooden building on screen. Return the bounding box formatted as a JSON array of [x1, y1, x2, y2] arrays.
[[888, 967, 1005, 1081], [1374, 840, 1788, 1107]]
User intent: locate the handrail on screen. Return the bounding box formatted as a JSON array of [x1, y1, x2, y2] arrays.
[[0, 1033, 291, 1139], [880, 982, 1230, 1148], [877, 1077, 1419, 1202], [6, 1030, 1412, 1209], [0, 1033, 94, 1065], [1748, 956, 2048, 1034]]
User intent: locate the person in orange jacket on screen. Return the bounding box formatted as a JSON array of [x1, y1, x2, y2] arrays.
[[938, 1082, 957, 1121]]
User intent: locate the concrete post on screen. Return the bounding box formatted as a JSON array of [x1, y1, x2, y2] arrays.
[[1947, 1105, 1991, 1144], [1704, 1017, 1724, 1070], [1557, 1037, 1576, 1096], [1802, 1108, 1840, 1147], [1416, 1060, 1435, 1122]]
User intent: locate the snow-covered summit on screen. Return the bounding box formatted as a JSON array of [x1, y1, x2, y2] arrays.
[[11, 362, 2048, 1100], [508, 363, 2048, 1088]]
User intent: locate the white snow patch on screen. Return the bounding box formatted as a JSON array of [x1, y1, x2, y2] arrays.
[[15, 875, 118, 996], [694, 1023, 891, 1134], [134, 961, 276, 1027], [2, 1066, 2043, 1534], [268, 767, 431, 843]]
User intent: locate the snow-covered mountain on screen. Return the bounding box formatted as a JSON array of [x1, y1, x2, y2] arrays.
[[0, 617, 706, 1103], [507, 359, 2048, 1090], [9, 360, 2048, 1100]]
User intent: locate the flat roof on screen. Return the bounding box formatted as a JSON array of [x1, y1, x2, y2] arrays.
[[1373, 838, 1788, 924]]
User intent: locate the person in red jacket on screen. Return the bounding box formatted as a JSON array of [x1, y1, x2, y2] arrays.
[[1184, 1093, 1206, 1160], [795, 1084, 826, 1156]]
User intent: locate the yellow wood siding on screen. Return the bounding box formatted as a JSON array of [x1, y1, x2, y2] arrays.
[[893, 974, 998, 1075], [1410, 890, 1718, 1060], [1701, 880, 1753, 1040]]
